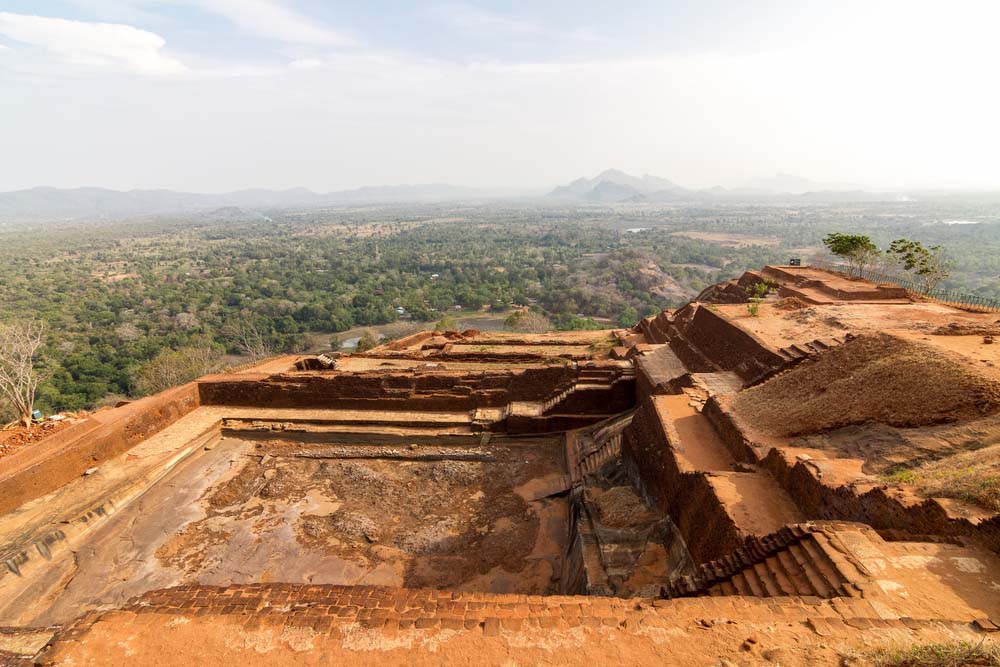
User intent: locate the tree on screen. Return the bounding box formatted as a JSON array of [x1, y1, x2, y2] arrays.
[[0, 321, 46, 429], [618, 306, 639, 328], [434, 314, 459, 332], [504, 310, 553, 333], [134, 345, 220, 396], [115, 322, 142, 342], [886, 239, 951, 291], [355, 330, 379, 352], [822, 233, 880, 275], [745, 280, 775, 317], [225, 319, 273, 362]]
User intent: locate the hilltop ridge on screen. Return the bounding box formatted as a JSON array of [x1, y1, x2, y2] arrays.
[[547, 168, 689, 201]]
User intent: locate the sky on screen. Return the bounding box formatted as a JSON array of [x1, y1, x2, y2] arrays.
[[0, 1, 998, 193]]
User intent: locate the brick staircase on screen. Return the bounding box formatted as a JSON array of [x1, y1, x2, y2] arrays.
[[544, 368, 634, 415], [662, 524, 866, 599], [565, 412, 634, 483], [775, 335, 854, 366], [480, 365, 634, 433]]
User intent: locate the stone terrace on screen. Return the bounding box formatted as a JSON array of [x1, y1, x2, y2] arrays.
[[4, 267, 1000, 665]]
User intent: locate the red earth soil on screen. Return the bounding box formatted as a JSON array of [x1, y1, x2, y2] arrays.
[[0, 419, 76, 459]]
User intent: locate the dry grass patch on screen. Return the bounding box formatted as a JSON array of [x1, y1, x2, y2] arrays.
[[862, 640, 1000, 666], [732, 333, 1000, 437], [884, 443, 1000, 512]]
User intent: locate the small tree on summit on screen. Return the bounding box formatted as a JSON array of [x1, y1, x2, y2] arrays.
[[822, 233, 880, 275], [886, 239, 951, 291]]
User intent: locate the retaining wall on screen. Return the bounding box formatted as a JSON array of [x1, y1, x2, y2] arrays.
[[674, 306, 785, 382], [703, 395, 1000, 553], [760, 448, 1000, 553], [0, 383, 200, 515], [197, 367, 579, 411], [761, 266, 908, 301], [620, 397, 744, 563]]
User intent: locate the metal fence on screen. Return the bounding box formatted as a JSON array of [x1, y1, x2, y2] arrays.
[[830, 264, 1000, 313]]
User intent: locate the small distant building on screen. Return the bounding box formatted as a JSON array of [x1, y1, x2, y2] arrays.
[[430, 273, 440, 280]]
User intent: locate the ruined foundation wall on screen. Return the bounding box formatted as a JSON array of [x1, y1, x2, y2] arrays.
[[544, 380, 636, 416], [674, 307, 785, 383], [761, 266, 908, 301], [620, 397, 744, 563], [705, 395, 1000, 553], [374, 331, 437, 352], [760, 449, 1000, 553], [197, 366, 578, 410], [701, 396, 757, 463], [0, 383, 200, 514]]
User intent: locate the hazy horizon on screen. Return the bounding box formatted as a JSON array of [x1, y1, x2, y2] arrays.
[[2, 1, 998, 193]]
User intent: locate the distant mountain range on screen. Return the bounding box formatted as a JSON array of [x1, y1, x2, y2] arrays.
[[545, 169, 888, 202], [1, 171, 995, 222], [742, 173, 868, 195], [0, 183, 524, 221]]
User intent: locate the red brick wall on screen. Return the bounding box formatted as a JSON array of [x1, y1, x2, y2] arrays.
[[197, 367, 580, 410]]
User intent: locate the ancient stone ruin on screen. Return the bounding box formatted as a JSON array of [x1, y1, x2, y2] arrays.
[[2, 265, 1000, 665]]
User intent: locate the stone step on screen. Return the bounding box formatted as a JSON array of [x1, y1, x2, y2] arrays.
[[718, 580, 738, 596], [775, 548, 815, 596], [798, 536, 846, 591], [761, 556, 796, 596], [786, 543, 835, 598], [777, 347, 805, 361], [811, 532, 865, 583], [729, 572, 752, 596], [751, 562, 781, 597], [738, 569, 765, 597]]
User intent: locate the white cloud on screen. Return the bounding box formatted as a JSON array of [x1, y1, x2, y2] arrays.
[[566, 27, 607, 44], [289, 57, 322, 70], [2, 1, 999, 191], [433, 4, 605, 43], [437, 5, 545, 36], [0, 12, 186, 76], [195, 0, 352, 45]]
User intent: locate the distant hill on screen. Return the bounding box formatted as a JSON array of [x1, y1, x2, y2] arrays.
[[743, 173, 867, 195], [585, 180, 647, 202], [4, 176, 993, 222], [0, 183, 522, 221], [548, 169, 689, 202]]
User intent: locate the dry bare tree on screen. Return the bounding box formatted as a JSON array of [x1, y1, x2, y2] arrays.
[[225, 319, 273, 362], [134, 345, 220, 396], [0, 321, 46, 429]]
